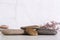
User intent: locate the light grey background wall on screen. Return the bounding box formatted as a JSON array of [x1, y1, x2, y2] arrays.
[[0, 0, 60, 29]]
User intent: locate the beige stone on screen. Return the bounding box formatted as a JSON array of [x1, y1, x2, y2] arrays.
[[0, 25, 8, 29], [21, 25, 40, 29], [1, 29, 24, 35], [25, 28, 38, 36], [21, 25, 39, 36]]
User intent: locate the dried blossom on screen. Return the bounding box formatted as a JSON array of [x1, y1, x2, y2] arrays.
[[42, 21, 60, 30]]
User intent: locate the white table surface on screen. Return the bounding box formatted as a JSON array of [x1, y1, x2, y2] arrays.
[[0, 31, 60, 40]]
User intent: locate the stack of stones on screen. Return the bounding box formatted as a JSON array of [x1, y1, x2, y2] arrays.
[[21, 25, 40, 36], [0, 25, 8, 31], [0, 25, 57, 35], [21, 25, 57, 35]]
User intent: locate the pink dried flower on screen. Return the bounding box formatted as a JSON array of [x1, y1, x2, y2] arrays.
[[42, 21, 60, 30]]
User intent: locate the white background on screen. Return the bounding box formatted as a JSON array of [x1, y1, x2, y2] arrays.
[[0, 0, 60, 29], [0, 0, 60, 40]]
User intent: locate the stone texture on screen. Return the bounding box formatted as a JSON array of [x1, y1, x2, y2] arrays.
[[25, 28, 38, 36], [21, 25, 39, 36], [1, 29, 24, 35], [0, 25, 8, 29], [37, 27, 57, 35], [21, 25, 40, 29]]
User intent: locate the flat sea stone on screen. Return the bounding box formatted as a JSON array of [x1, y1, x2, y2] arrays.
[[1, 29, 24, 35]]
